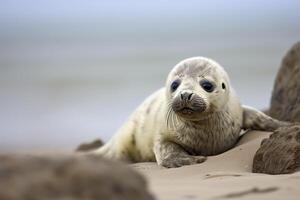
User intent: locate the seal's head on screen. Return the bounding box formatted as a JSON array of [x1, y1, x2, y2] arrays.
[[166, 57, 230, 121]]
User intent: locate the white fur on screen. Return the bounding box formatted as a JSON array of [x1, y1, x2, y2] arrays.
[[94, 57, 243, 162]]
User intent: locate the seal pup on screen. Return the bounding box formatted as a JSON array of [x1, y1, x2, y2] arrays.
[[93, 57, 290, 168]]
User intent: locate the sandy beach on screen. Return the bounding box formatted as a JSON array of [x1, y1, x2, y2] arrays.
[[132, 131, 300, 200], [1, 2, 300, 199]]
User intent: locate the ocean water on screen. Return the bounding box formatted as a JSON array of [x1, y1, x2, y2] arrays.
[[0, 1, 299, 152]]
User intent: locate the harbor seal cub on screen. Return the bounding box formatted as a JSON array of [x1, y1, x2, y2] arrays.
[[93, 57, 290, 168]]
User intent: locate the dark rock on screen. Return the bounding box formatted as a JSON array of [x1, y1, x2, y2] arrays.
[[0, 154, 154, 200], [269, 41, 300, 122], [76, 139, 104, 152], [253, 42, 300, 174], [253, 125, 300, 174]]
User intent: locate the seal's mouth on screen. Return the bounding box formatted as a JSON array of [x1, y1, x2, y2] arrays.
[[179, 107, 195, 115], [171, 92, 207, 118]]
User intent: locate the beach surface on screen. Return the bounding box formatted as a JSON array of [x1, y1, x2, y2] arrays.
[[132, 131, 300, 200]]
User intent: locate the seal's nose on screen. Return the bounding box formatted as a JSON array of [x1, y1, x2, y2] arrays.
[[180, 92, 193, 101]]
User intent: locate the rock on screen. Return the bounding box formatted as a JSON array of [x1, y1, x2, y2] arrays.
[[253, 42, 300, 174], [76, 139, 104, 152], [0, 154, 154, 200], [269, 41, 300, 122], [253, 125, 300, 174]]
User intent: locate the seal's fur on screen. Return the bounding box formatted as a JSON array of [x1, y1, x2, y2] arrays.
[[94, 57, 290, 168]]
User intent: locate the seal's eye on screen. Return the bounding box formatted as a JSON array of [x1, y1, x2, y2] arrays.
[[171, 80, 180, 92], [200, 80, 214, 93], [222, 83, 226, 89]]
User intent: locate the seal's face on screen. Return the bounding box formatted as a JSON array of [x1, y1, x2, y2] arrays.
[[166, 57, 230, 121]]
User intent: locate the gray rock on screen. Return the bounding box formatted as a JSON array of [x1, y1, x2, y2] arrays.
[[253, 42, 300, 174], [253, 125, 300, 174], [76, 139, 104, 152], [269, 41, 300, 122], [0, 154, 154, 200]]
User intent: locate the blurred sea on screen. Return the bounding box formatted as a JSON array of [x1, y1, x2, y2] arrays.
[[0, 1, 300, 152]]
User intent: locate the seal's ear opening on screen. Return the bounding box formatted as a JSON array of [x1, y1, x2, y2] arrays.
[[222, 83, 226, 89]]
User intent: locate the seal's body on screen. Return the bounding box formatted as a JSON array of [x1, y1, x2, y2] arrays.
[[94, 57, 290, 168]]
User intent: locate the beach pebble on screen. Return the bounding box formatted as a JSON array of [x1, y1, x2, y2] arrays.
[[76, 139, 104, 152]]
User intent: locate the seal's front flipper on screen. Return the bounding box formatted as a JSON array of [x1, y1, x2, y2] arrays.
[[154, 139, 206, 168], [242, 105, 291, 131]]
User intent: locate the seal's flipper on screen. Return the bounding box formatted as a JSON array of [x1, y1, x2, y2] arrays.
[[242, 105, 291, 131], [154, 139, 206, 168]]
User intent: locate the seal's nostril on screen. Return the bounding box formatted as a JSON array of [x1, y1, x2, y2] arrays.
[[181, 93, 184, 100], [188, 93, 193, 100]]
